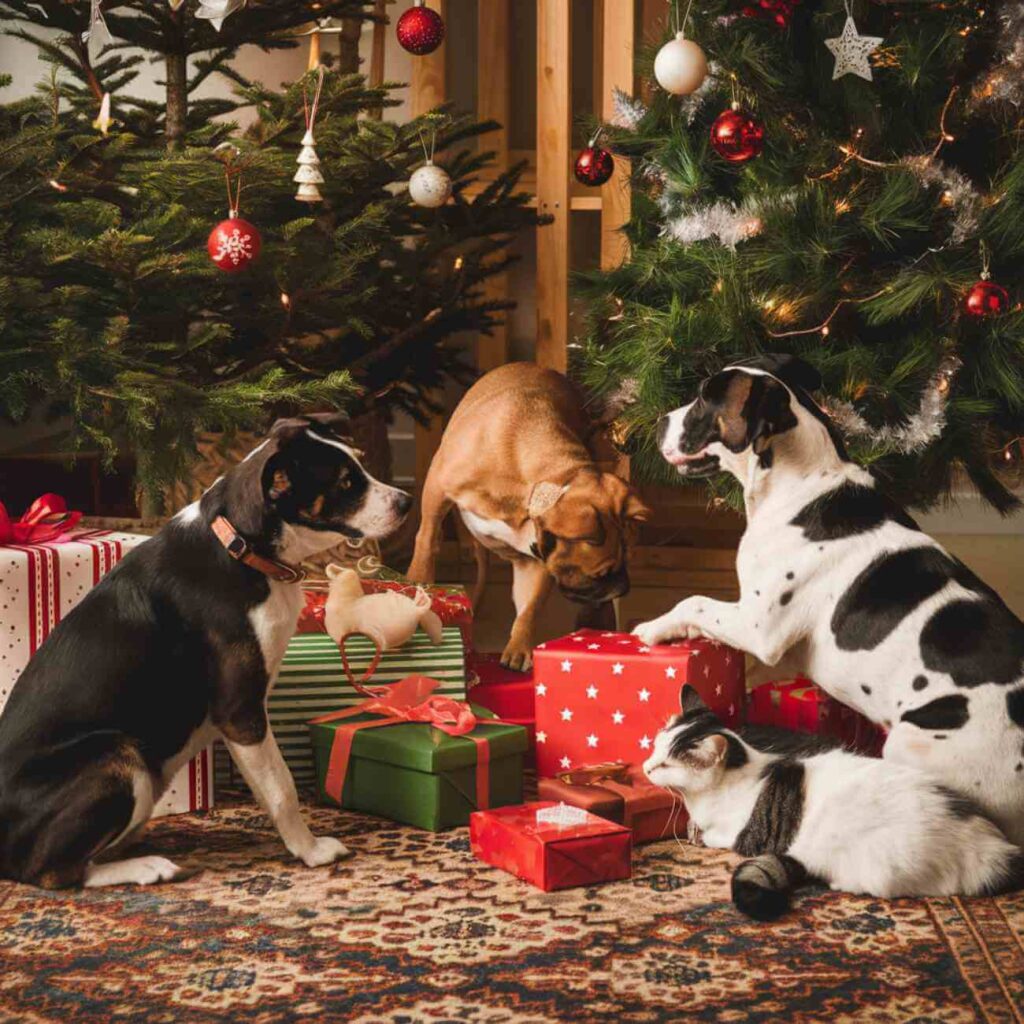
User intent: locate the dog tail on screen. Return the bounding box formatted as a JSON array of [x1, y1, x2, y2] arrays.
[[731, 853, 807, 921]]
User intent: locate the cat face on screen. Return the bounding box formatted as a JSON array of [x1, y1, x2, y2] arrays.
[[643, 685, 738, 795]]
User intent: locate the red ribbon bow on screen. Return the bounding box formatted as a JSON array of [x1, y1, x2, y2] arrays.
[[0, 494, 82, 545], [309, 674, 497, 807]]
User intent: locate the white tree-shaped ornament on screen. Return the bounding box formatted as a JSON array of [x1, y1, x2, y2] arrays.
[[294, 129, 324, 203], [295, 67, 327, 203]]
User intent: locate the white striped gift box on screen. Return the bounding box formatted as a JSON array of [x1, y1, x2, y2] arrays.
[[216, 626, 468, 793], [0, 530, 214, 817]]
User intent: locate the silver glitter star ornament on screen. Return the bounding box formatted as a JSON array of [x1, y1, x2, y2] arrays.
[[825, 14, 883, 82]]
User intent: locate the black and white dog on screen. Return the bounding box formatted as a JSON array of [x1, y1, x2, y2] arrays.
[[634, 356, 1024, 847], [0, 415, 411, 888]]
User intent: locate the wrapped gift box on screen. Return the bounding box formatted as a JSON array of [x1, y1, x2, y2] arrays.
[[537, 762, 678, 844], [298, 576, 473, 651], [0, 528, 214, 817], [468, 652, 536, 760], [309, 693, 528, 830], [532, 629, 745, 778], [748, 678, 886, 756], [270, 627, 467, 791], [470, 801, 632, 891]]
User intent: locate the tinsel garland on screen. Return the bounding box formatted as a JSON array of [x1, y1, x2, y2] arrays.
[[824, 356, 961, 455], [659, 196, 765, 247], [902, 156, 980, 245], [971, 1, 1024, 108]]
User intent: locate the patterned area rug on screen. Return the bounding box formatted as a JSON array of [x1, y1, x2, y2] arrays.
[[1, 799, 1022, 1023]]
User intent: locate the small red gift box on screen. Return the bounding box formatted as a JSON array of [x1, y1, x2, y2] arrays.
[[537, 762, 679, 844], [298, 577, 473, 650], [532, 629, 745, 778], [470, 801, 632, 891], [748, 678, 886, 756], [468, 653, 536, 759]]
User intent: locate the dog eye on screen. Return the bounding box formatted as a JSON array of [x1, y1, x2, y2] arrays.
[[338, 476, 352, 491]]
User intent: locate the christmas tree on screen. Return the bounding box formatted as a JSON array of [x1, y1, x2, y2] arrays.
[[0, 0, 539, 507], [579, 0, 1024, 513]]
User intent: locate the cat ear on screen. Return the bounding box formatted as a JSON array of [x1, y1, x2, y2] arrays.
[[679, 684, 708, 716], [690, 733, 729, 767]]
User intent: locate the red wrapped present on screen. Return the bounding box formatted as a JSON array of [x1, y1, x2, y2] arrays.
[[467, 652, 536, 760], [298, 577, 472, 650], [470, 801, 632, 891], [532, 629, 745, 778], [537, 762, 679, 844], [748, 678, 886, 756]]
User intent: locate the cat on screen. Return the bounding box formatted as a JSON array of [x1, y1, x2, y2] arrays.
[[644, 685, 1024, 920]]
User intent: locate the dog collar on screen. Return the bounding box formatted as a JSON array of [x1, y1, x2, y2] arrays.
[[211, 516, 307, 584]]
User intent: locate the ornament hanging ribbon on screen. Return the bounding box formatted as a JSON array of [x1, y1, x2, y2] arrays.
[[0, 494, 82, 545]]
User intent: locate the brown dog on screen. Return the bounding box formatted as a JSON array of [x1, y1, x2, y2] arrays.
[[407, 363, 649, 670]]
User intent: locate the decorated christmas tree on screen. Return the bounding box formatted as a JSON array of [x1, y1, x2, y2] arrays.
[[0, 0, 539, 507], [579, 0, 1024, 512]]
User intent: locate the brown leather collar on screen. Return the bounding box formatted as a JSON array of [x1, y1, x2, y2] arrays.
[[211, 515, 307, 584]]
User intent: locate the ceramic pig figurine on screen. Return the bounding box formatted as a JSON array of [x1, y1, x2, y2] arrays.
[[323, 564, 444, 651]]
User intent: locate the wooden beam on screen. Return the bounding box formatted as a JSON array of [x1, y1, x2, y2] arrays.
[[410, 0, 447, 115], [412, 0, 448, 492], [368, 0, 387, 101], [601, 0, 635, 271], [477, 0, 512, 373], [535, 0, 572, 372]]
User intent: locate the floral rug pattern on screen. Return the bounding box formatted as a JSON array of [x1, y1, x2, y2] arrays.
[[1, 798, 1022, 1023]]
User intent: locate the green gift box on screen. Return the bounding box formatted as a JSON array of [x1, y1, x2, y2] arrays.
[[269, 627, 466, 791], [308, 703, 528, 831]]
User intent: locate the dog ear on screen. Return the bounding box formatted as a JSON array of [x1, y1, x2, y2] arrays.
[[269, 417, 310, 443], [679, 684, 709, 715], [745, 353, 822, 395], [623, 492, 651, 524], [745, 375, 798, 454], [527, 481, 569, 518]]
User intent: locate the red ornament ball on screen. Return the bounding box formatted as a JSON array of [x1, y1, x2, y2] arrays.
[[207, 216, 261, 273], [964, 279, 1009, 317], [396, 4, 445, 55], [709, 107, 765, 164], [574, 145, 614, 187]]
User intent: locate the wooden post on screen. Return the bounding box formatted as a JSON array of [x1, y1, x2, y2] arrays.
[[601, 0, 635, 271], [476, 0, 512, 373], [369, 0, 387, 98], [412, 0, 448, 491], [536, 0, 572, 372]]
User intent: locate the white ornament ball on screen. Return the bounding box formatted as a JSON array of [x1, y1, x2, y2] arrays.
[[654, 33, 708, 96], [409, 162, 452, 208]]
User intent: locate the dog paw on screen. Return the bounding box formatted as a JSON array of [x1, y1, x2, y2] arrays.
[[500, 640, 533, 672], [301, 836, 352, 868], [84, 855, 188, 888], [632, 617, 675, 647]]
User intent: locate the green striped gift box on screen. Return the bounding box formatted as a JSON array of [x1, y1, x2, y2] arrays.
[[217, 627, 468, 793]]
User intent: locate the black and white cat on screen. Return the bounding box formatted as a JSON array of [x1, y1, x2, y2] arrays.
[[645, 686, 1024, 920]]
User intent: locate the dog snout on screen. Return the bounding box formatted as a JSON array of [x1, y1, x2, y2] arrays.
[[393, 489, 413, 520], [559, 567, 630, 605]]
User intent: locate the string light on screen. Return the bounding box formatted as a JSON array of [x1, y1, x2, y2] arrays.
[[453, 255, 464, 270], [48, 179, 68, 192], [280, 292, 291, 308]]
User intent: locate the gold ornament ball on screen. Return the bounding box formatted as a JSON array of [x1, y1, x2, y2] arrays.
[[654, 33, 708, 96]]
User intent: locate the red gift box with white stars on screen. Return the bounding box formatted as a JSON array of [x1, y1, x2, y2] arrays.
[[532, 629, 745, 777]]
